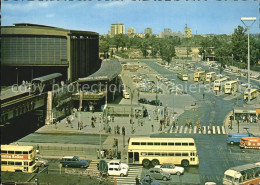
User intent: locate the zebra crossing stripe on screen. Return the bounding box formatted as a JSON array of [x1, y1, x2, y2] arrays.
[[222, 126, 226, 134], [194, 127, 197, 134], [217, 126, 220, 134], [175, 126, 178, 133], [184, 126, 188, 133], [170, 126, 173, 133], [213, 126, 216, 134], [203, 126, 206, 134], [208, 126, 211, 134], [189, 128, 192, 134], [179, 126, 183, 133]]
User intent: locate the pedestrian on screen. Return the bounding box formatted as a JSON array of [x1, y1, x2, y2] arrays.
[[185, 120, 189, 128], [135, 175, 140, 185], [152, 124, 154, 132], [203, 93, 205, 100], [78, 121, 80, 130], [189, 120, 193, 129]]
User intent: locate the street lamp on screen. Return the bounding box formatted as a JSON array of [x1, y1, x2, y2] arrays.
[[16, 67, 19, 90], [241, 17, 256, 103], [128, 87, 135, 134]]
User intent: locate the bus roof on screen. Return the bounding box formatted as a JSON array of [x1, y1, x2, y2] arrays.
[[230, 163, 260, 172], [241, 137, 260, 141], [206, 72, 215, 75], [225, 80, 237, 84], [32, 73, 62, 83], [244, 89, 258, 93], [1, 145, 34, 151], [224, 169, 241, 178], [129, 137, 195, 142], [195, 71, 205, 74], [228, 133, 249, 137]]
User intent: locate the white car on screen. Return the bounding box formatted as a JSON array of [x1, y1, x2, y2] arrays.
[[108, 160, 129, 170], [108, 167, 128, 177], [35, 157, 48, 167], [155, 164, 184, 175]]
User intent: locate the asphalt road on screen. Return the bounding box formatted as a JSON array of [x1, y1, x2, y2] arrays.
[[143, 60, 260, 184]]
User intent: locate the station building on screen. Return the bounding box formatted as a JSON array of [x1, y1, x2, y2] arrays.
[[1, 23, 101, 85]]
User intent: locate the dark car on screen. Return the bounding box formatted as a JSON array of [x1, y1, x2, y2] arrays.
[[149, 100, 162, 106], [140, 176, 161, 185], [60, 156, 89, 168], [139, 98, 149, 104]]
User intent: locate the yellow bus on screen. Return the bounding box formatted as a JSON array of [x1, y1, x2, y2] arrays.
[[127, 137, 199, 167], [214, 77, 228, 91], [1, 145, 38, 173], [224, 81, 238, 94], [194, 71, 206, 82], [177, 73, 189, 81], [244, 89, 258, 100], [206, 72, 216, 83]]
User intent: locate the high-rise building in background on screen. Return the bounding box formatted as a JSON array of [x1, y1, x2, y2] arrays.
[[184, 24, 192, 38], [127, 27, 136, 35], [144, 28, 153, 35], [164, 28, 172, 36], [110, 22, 125, 36]]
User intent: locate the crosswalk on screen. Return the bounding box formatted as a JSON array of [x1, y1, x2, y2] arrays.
[[113, 165, 143, 185], [169, 125, 226, 135]]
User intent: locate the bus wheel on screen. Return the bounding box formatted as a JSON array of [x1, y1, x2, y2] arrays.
[[151, 159, 159, 166], [230, 142, 234, 145], [142, 159, 150, 167], [181, 160, 189, 167]]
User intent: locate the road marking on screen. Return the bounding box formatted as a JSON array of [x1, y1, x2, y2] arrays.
[[179, 126, 183, 133], [213, 126, 216, 134], [170, 126, 173, 133], [174, 126, 178, 133], [184, 126, 188, 133], [189, 128, 192, 134], [208, 126, 211, 134], [203, 126, 206, 134], [222, 126, 226, 134], [217, 126, 220, 134], [194, 127, 197, 134]]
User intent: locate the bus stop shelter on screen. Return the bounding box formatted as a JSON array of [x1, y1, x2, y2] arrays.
[[233, 107, 257, 120]]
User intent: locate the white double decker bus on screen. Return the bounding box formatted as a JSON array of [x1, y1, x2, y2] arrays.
[[127, 137, 199, 167], [177, 73, 189, 81], [224, 81, 238, 94], [206, 72, 216, 83], [214, 77, 228, 92]]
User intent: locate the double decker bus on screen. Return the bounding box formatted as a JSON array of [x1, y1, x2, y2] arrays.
[[240, 137, 260, 149], [127, 137, 199, 167], [194, 71, 206, 82], [214, 77, 228, 92], [224, 81, 238, 94], [1, 145, 38, 173], [177, 73, 189, 81], [244, 89, 258, 101], [206, 72, 216, 83], [223, 162, 260, 185]]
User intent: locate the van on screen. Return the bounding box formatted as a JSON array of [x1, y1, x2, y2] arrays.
[[226, 133, 254, 145], [123, 90, 130, 99], [108, 166, 128, 177], [240, 137, 260, 149]]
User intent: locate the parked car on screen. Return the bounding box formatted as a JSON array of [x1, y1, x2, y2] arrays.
[[140, 176, 160, 185], [149, 100, 162, 106], [145, 168, 171, 181], [138, 98, 149, 104], [155, 164, 184, 175], [108, 166, 128, 176], [108, 160, 129, 170], [35, 158, 48, 167], [60, 156, 89, 168]]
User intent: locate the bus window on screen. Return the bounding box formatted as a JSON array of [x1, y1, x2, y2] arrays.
[[189, 143, 194, 146], [15, 151, 22, 154], [147, 142, 153, 145], [8, 151, 14, 154], [182, 143, 188, 146], [2, 150, 7, 154], [148, 152, 154, 156], [168, 142, 174, 146], [161, 153, 167, 156], [141, 142, 146, 145], [182, 153, 189, 156], [29, 161, 34, 166], [24, 162, 28, 166], [154, 142, 160, 146], [9, 161, 15, 165], [2, 161, 7, 165], [175, 153, 181, 156], [141, 152, 147, 156], [168, 153, 174, 156], [23, 151, 29, 154], [154, 152, 160, 156], [132, 142, 140, 145], [161, 142, 167, 146], [175, 143, 181, 146], [15, 162, 22, 166]]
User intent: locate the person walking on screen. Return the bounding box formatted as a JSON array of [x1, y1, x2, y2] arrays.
[[135, 175, 140, 185], [203, 93, 205, 100], [152, 124, 154, 132]]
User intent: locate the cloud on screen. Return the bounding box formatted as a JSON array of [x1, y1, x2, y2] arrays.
[[94, 0, 131, 9], [3, 1, 53, 12], [46, 14, 55, 18]]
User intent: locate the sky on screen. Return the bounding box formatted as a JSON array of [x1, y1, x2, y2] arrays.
[[2, 0, 259, 35]]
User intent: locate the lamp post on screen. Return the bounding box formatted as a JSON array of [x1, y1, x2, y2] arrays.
[[241, 17, 256, 103], [16, 67, 19, 90], [128, 87, 135, 133]]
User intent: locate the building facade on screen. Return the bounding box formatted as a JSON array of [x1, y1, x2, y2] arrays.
[[127, 27, 136, 35], [184, 24, 192, 38], [144, 28, 153, 35], [110, 22, 125, 36], [1, 23, 101, 85]]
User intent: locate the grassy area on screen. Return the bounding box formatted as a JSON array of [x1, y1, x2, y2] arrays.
[[1, 172, 113, 185]]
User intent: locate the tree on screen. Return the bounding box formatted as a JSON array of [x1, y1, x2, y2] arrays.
[[159, 38, 176, 65], [139, 40, 149, 58], [186, 47, 192, 59], [99, 40, 110, 59], [231, 26, 247, 63]]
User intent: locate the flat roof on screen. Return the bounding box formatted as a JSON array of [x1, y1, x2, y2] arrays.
[[1, 145, 34, 151], [32, 73, 62, 83], [78, 60, 122, 82]]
